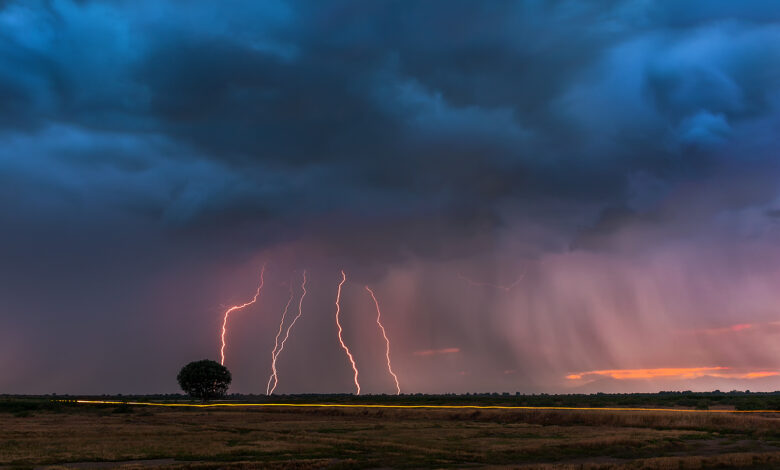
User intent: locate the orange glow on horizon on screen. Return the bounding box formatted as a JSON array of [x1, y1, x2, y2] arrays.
[[566, 367, 780, 381], [268, 270, 308, 395], [740, 371, 780, 379], [220, 264, 266, 366], [365, 286, 401, 395], [335, 270, 361, 395]]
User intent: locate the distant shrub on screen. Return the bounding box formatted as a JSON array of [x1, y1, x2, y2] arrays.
[[0, 399, 64, 414], [112, 403, 134, 414], [735, 399, 764, 411]]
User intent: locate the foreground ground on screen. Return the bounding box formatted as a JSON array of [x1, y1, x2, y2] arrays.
[[2, 399, 780, 469]]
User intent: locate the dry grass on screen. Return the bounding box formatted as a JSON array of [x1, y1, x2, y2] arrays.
[[511, 452, 780, 469], [1, 404, 779, 469]]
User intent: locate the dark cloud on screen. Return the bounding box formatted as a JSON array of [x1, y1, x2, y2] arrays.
[[3, 0, 779, 234], [2, 0, 780, 394]]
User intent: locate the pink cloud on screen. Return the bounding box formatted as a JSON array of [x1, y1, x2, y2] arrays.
[[413, 347, 460, 356], [566, 367, 780, 381]]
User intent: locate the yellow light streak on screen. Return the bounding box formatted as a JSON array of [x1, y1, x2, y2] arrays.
[[59, 400, 780, 413]]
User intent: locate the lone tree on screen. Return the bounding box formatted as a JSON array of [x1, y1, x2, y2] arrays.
[[177, 359, 231, 401]]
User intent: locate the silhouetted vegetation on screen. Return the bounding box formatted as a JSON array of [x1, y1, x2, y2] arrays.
[[4, 390, 779, 411], [214, 390, 780, 410], [176, 359, 231, 401]]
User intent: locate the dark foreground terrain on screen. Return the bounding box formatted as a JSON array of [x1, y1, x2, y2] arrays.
[[2, 395, 780, 469]]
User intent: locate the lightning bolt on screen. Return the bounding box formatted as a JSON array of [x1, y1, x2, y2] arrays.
[[335, 270, 360, 395], [365, 286, 400, 395], [266, 278, 295, 395], [267, 270, 308, 395], [220, 264, 266, 366]]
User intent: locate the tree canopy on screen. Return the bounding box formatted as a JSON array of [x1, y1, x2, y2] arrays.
[[177, 359, 231, 401]]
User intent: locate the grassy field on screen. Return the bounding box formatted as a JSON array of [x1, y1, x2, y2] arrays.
[[2, 397, 780, 469]]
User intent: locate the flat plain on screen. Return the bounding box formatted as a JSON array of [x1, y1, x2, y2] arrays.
[[2, 397, 780, 469]]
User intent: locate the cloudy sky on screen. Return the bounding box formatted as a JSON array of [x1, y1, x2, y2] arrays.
[[2, 0, 780, 395]]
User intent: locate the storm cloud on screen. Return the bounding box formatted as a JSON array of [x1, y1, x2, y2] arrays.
[[2, 0, 780, 394]]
